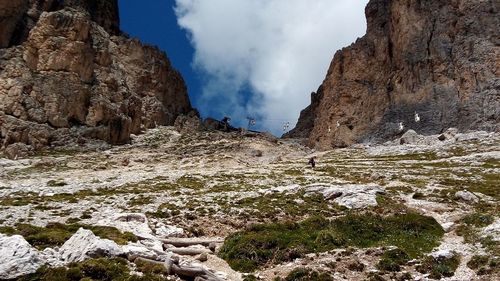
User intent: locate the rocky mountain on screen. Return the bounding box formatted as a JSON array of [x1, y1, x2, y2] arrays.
[[286, 0, 499, 149], [0, 0, 192, 156]]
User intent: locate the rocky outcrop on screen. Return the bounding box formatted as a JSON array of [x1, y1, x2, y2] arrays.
[[287, 0, 499, 149], [0, 0, 192, 155]]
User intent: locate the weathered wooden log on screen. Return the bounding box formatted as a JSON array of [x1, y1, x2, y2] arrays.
[[160, 237, 224, 247], [164, 256, 224, 281]]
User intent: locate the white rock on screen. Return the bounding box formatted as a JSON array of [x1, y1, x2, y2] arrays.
[[454, 190, 479, 203], [40, 247, 63, 267], [306, 184, 385, 209], [97, 213, 154, 239], [482, 219, 500, 242], [122, 244, 159, 260], [155, 223, 184, 238], [59, 228, 123, 263], [430, 249, 455, 259], [441, 222, 455, 232], [0, 234, 44, 279]]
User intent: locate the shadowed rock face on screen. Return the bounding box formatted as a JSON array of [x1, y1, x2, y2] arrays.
[[0, 0, 192, 152], [286, 0, 499, 150]]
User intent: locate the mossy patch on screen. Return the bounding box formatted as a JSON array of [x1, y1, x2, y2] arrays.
[[0, 223, 137, 249], [219, 213, 444, 272]]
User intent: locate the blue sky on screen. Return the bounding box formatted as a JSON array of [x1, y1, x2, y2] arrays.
[[118, 0, 203, 114], [119, 0, 368, 135]]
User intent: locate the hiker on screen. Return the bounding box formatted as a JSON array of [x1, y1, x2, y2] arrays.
[[308, 157, 316, 168], [221, 116, 231, 132]]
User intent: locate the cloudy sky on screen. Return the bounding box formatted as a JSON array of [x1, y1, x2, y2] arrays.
[[120, 0, 369, 134]]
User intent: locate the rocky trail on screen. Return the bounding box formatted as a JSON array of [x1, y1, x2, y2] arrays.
[[0, 127, 498, 280]]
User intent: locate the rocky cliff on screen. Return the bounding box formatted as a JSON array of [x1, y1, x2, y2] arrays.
[[0, 0, 192, 155], [286, 0, 499, 149]]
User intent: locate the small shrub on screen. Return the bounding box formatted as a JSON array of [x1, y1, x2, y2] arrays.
[[417, 252, 460, 279], [467, 255, 499, 275], [467, 255, 489, 270], [281, 268, 333, 281], [461, 213, 494, 228], [377, 249, 410, 272], [347, 260, 365, 272], [412, 192, 425, 199], [47, 180, 68, 187]]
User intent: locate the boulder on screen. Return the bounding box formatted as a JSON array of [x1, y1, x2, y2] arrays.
[[454, 191, 479, 204], [0, 234, 44, 279], [399, 130, 421, 145], [59, 228, 123, 263], [4, 143, 33, 159], [174, 110, 202, 134], [306, 184, 385, 209]]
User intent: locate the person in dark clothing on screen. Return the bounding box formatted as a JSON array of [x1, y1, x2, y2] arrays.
[[221, 116, 231, 132], [308, 157, 316, 168]]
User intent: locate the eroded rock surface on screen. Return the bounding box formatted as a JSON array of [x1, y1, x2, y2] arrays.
[[287, 0, 499, 149], [0, 0, 192, 156]]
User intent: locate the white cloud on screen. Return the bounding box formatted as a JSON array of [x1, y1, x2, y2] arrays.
[[175, 0, 369, 134]]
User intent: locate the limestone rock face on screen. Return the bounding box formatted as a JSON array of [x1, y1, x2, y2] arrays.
[[0, 0, 192, 153], [287, 0, 499, 149], [0, 0, 119, 48]]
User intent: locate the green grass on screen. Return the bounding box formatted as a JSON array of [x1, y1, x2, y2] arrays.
[[0, 223, 137, 249], [219, 213, 444, 272]]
